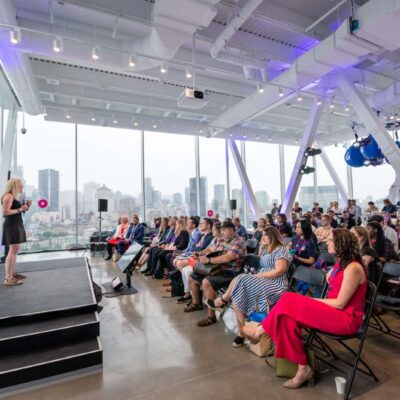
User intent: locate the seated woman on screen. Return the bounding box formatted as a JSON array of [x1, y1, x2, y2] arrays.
[[176, 223, 222, 304], [153, 219, 189, 279], [242, 228, 367, 390], [290, 219, 317, 268], [105, 216, 130, 260], [366, 221, 393, 263], [137, 217, 169, 270], [253, 218, 267, 242], [207, 226, 289, 348], [276, 213, 293, 238]]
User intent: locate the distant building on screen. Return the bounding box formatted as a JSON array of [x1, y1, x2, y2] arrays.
[[60, 190, 83, 219], [38, 169, 59, 212], [145, 177, 154, 207], [83, 181, 101, 213], [255, 191, 269, 212], [189, 177, 207, 216], [299, 185, 338, 211], [119, 195, 136, 215], [152, 190, 162, 209], [172, 192, 182, 205], [231, 188, 244, 220], [95, 185, 114, 213], [213, 184, 225, 211]]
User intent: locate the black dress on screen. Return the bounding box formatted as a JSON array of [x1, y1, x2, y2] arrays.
[[2, 199, 26, 245]]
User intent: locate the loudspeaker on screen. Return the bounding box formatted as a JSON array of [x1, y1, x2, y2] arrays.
[[111, 276, 123, 291], [98, 199, 108, 212], [230, 199, 237, 210]]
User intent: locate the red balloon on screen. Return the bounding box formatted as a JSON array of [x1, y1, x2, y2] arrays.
[[38, 199, 48, 209]]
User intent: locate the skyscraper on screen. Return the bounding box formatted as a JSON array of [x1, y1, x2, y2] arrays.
[[38, 169, 59, 212], [145, 177, 154, 207], [83, 181, 101, 213], [189, 177, 208, 216], [255, 191, 269, 212], [172, 193, 182, 205], [213, 184, 225, 211], [299, 185, 338, 211]]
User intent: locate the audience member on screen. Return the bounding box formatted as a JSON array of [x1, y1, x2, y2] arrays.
[[265, 213, 276, 227], [271, 203, 279, 216], [233, 217, 248, 240], [382, 198, 397, 216], [276, 213, 293, 237], [184, 221, 246, 327], [253, 218, 267, 242], [366, 221, 394, 263], [344, 199, 358, 218], [292, 201, 302, 215], [330, 201, 342, 214], [207, 226, 289, 347], [368, 214, 399, 255], [117, 215, 145, 256], [340, 210, 356, 229], [242, 228, 367, 390], [105, 216, 130, 261], [290, 219, 317, 267], [328, 210, 339, 228], [312, 202, 323, 214], [365, 201, 379, 214], [315, 214, 333, 244]]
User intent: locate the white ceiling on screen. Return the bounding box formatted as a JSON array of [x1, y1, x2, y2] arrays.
[[1, 0, 399, 145]]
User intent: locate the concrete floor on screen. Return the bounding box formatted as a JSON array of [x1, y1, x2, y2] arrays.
[[3, 250, 400, 400]]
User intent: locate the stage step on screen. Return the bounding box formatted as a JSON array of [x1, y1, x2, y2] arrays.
[[0, 337, 102, 389], [0, 311, 99, 355]]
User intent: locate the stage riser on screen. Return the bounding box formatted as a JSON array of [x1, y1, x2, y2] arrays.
[[0, 346, 102, 389], [0, 321, 99, 356]]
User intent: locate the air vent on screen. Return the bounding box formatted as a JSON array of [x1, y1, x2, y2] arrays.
[[46, 78, 60, 85]]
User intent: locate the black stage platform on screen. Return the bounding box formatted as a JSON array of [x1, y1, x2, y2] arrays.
[[0, 257, 102, 393]]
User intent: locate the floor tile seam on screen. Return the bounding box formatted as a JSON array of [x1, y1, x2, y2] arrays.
[[128, 358, 258, 400]]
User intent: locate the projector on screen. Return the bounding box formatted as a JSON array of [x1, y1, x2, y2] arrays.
[[177, 88, 208, 110]]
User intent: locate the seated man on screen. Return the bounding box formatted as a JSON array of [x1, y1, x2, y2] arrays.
[[328, 210, 339, 228], [184, 220, 246, 327], [117, 215, 145, 257], [340, 210, 356, 229], [315, 214, 333, 244], [382, 198, 397, 217], [233, 217, 248, 240], [105, 216, 130, 260]]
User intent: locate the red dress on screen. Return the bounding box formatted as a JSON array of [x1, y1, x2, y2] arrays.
[[261, 262, 366, 365], [108, 226, 127, 246]]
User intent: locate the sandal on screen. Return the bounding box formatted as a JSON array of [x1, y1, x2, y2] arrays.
[[184, 303, 204, 313], [4, 277, 23, 286], [13, 273, 26, 279], [206, 297, 228, 311], [197, 316, 217, 327]]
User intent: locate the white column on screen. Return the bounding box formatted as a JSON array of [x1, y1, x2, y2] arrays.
[[195, 136, 201, 216], [225, 139, 231, 218], [240, 140, 248, 227], [312, 156, 318, 202], [281, 98, 324, 215], [279, 144, 286, 204], [75, 123, 79, 245], [227, 139, 261, 218], [141, 131, 146, 223]]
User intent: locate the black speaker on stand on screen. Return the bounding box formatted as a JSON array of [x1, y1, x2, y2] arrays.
[[97, 198, 108, 236], [230, 199, 237, 219]]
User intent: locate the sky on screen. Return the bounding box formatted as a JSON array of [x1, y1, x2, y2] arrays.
[[15, 113, 396, 204]]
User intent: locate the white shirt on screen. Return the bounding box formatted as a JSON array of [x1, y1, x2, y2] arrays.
[[383, 225, 399, 254]]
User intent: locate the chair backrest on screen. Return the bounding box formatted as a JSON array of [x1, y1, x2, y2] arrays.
[[283, 236, 292, 245], [245, 239, 258, 253], [360, 281, 377, 335], [244, 254, 260, 269], [382, 261, 400, 277], [291, 266, 326, 287], [317, 250, 336, 267]]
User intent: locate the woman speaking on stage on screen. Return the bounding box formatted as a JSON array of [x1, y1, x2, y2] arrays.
[[2, 178, 31, 286]]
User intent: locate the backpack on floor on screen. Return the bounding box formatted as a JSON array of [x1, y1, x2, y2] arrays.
[[169, 269, 184, 297]]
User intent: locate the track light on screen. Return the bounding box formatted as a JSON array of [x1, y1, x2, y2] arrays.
[[329, 99, 335, 109], [10, 28, 21, 45], [390, 115, 395, 120], [268, 137, 272, 142], [53, 36, 63, 53], [92, 45, 100, 60], [91, 113, 96, 122], [213, 128, 218, 136], [296, 92, 303, 102], [65, 110, 71, 119], [199, 129, 203, 134], [344, 103, 350, 112], [112, 115, 118, 124], [316, 98, 322, 106], [299, 166, 315, 175], [256, 135, 260, 140], [128, 54, 136, 67], [186, 68, 192, 79], [304, 147, 322, 157], [278, 87, 284, 97], [257, 82, 264, 93], [160, 63, 168, 74], [243, 134, 247, 139], [153, 124, 158, 129]]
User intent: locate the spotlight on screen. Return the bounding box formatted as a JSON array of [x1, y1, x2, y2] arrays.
[[256, 135, 260, 140], [128, 54, 136, 67], [43, 108, 48, 117], [91, 113, 96, 122], [390, 115, 395, 120], [65, 110, 71, 119], [257, 82, 264, 93], [345, 103, 350, 112], [304, 147, 322, 157], [199, 129, 203, 134], [213, 128, 218, 136], [268, 137, 272, 142], [92, 45, 100, 60], [10, 28, 21, 45], [296, 92, 303, 102], [152, 123, 158, 129], [53, 36, 63, 53], [133, 121, 139, 127], [186, 68, 192, 79], [278, 87, 284, 97], [329, 99, 335, 109], [316, 98, 322, 106], [160, 63, 168, 74], [243, 134, 247, 139], [112, 116, 118, 124], [299, 166, 315, 175]]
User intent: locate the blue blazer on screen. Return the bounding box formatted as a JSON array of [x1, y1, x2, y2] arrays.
[[127, 223, 145, 245]]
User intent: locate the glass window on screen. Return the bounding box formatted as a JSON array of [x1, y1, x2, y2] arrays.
[[78, 125, 141, 241], [199, 137, 227, 219], [17, 114, 76, 252], [144, 132, 195, 222]]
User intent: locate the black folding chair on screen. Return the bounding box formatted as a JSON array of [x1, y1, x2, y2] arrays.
[[370, 262, 400, 339], [245, 239, 258, 254], [307, 281, 379, 400], [289, 266, 327, 298], [243, 254, 260, 274]]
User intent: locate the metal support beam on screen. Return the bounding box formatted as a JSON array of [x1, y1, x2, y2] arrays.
[[227, 139, 261, 218], [338, 76, 400, 177], [281, 98, 324, 215], [312, 156, 318, 202], [347, 164, 354, 199], [317, 145, 348, 204], [279, 144, 285, 204], [240, 141, 248, 227], [225, 139, 231, 218], [195, 136, 201, 216], [141, 130, 146, 223], [0, 107, 17, 248], [74, 124, 79, 246]]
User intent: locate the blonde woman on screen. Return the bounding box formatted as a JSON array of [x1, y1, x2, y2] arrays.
[[2, 178, 32, 286]]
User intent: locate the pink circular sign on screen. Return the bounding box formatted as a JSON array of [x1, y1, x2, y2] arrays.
[[38, 199, 48, 209], [207, 210, 214, 217]]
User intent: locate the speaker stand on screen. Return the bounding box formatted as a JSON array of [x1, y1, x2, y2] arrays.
[[102, 272, 138, 298]]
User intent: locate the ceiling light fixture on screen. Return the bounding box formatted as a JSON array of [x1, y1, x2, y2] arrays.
[[199, 129, 203, 134], [43, 108, 48, 117], [133, 121, 139, 127], [389, 115, 395, 120], [112, 115, 118, 124], [256, 135, 260, 140], [296, 91, 303, 102], [257, 82, 264, 93], [278, 87, 284, 97], [128, 54, 136, 67], [160, 63, 168, 74], [344, 103, 350, 112], [65, 110, 71, 119], [53, 36, 63, 53], [92, 45, 100, 60], [91, 113, 96, 122], [329, 99, 335, 109], [10, 28, 21, 45], [186, 68, 192, 79], [316, 98, 322, 106], [268, 136, 272, 141]]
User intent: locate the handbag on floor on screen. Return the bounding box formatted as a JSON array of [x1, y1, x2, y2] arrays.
[[265, 348, 315, 378], [244, 321, 273, 357]]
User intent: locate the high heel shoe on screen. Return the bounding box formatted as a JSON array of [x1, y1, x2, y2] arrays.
[[283, 366, 315, 389]]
